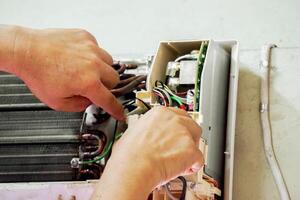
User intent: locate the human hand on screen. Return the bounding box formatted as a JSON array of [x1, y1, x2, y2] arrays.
[[114, 106, 203, 186], [92, 107, 203, 200], [10, 27, 123, 119]]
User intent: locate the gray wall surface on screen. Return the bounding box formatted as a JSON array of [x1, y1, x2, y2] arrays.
[[0, 0, 299, 199]]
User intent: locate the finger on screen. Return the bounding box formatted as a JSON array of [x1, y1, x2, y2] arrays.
[[95, 47, 113, 66], [86, 32, 99, 46], [83, 80, 124, 120], [167, 107, 191, 118], [191, 149, 204, 170], [181, 149, 204, 176], [89, 36, 98, 46], [78, 29, 99, 46], [181, 118, 202, 143], [96, 59, 120, 89], [167, 107, 201, 143], [50, 96, 91, 112]]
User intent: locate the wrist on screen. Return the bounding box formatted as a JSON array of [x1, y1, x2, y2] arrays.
[[0, 25, 33, 76], [91, 153, 160, 200]]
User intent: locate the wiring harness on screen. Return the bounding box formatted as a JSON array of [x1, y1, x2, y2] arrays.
[[153, 81, 187, 110]]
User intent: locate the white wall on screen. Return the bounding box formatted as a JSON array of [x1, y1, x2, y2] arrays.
[[1, 0, 299, 199], [1, 0, 299, 53]]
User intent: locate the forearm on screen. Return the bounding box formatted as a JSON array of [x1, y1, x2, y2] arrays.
[[0, 25, 31, 75]]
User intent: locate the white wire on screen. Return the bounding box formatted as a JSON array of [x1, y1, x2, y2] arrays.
[[260, 44, 290, 200], [174, 54, 197, 62], [156, 82, 187, 103], [153, 87, 172, 106]]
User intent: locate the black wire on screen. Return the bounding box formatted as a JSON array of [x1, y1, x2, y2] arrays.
[[80, 112, 87, 133], [111, 120, 118, 145], [155, 80, 165, 88], [106, 120, 118, 160], [178, 176, 187, 200], [122, 99, 134, 106], [136, 98, 151, 110], [164, 176, 187, 200]]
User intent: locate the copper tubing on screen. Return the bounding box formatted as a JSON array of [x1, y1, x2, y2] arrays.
[[116, 75, 140, 88], [120, 74, 136, 80], [111, 62, 146, 96], [112, 63, 121, 70], [111, 75, 147, 97], [81, 134, 105, 157], [112, 63, 127, 74], [117, 64, 126, 74], [125, 63, 138, 69]]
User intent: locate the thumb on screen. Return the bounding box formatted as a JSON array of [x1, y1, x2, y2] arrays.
[[182, 149, 204, 176]]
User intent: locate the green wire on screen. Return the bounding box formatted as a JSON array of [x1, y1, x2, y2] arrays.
[[82, 141, 113, 164], [81, 132, 123, 164], [171, 95, 183, 106], [115, 133, 123, 140]]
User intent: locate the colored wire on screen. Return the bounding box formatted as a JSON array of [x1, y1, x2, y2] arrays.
[[120, 74, 135, 80], [175, 91, 187, 97], [174, 54, 197, 62], [153, 92, 166, 106], [136, 97, 151, 110], [117, 64, 126, 74], [164, 183, 178, 200], [155, 81, 187, 103], [170, 95, 183, 106], [115, 132, 123, 140], [163, 176, 187, 200], [153, 87, 172, 106], [112, 75, 147, 97], [112, 63, 126, 74], [81, 141, 113, 164], [122, 99, 135, 106], [153, 89, 168, 106], [107, 120, 118, 160], [164, 86, 187, 103], [82, 121, 118, 164], [81, 134, 105, 157], [178, 176, 187, 200], [117, 75, 141, 88]]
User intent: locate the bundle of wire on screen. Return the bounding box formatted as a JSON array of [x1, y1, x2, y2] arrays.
[[111, 63, 147, 97], [153, 81, 187, 110], [81, 120, 120, 164], [164, 176, 187, 200]]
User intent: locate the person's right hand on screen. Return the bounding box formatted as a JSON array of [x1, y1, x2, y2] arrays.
[[92, 107, 204, 200], [2, 26, 124, 119]]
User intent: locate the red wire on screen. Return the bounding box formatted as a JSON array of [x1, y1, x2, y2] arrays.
[[176, 91, 187, 97], [153, 91, 168, 106]]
